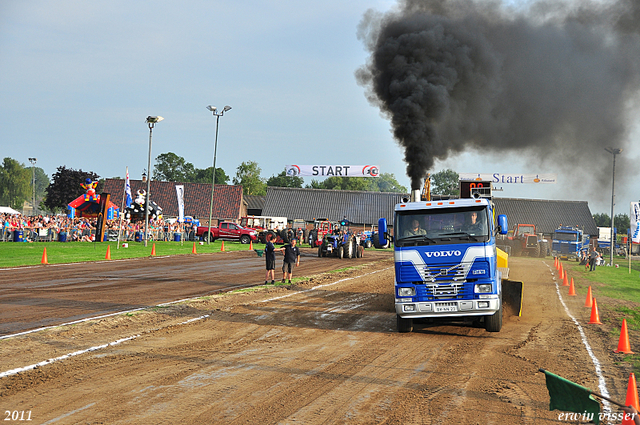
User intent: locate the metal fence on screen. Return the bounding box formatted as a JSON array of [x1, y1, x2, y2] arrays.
[[1, 228, 198, 243]]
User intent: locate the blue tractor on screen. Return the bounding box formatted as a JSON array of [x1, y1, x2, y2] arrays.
[[317, 219, 362, 259]]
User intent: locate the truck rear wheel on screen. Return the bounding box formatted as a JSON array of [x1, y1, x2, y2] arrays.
[[338, 246, 344, 259], [205, 232, 215, 243], [538, 241, 547, 258], [318, 245, 322, 257], [346, 240, 354, 259], [397, 315, 413, 333], [529, 243, 540, 257], [485, 303, 503, 332]]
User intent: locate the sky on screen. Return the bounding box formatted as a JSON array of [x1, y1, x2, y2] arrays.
[[1, 0, 638, 215]]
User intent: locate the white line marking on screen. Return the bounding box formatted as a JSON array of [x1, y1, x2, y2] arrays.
[[0, 309, 147, 341], [0, 335, 139, 379], [40, 402, 96, 425], [0, 266, 389, 379], [546, 263, 611, 413], [260, 267, 392, 303]]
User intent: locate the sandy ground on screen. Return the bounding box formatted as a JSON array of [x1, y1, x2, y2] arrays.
[[0, 253, 635, 424]]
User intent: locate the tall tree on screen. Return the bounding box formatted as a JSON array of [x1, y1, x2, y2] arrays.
[[233, 161, 266, 195], [0, 157, 30, 209], [44, 166, 100, 213], [319, 176, 374, 191], [191, 167, 229, 185], [592, 213, 610, 227], [267, 171, 304, 188], [614, 213, 630, 236], [304, 173, 407, 192], [371, 173, 408, 193], [153, 152, 196, 182], [430, 169, 460, 196], [34, 167, 50, 203]]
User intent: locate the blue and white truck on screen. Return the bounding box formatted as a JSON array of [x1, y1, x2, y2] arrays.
[[378, 182, 521, 333], [551, 226, 587, 261]]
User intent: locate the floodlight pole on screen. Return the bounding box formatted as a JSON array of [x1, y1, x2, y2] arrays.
[[28, 158, 36, 215], [206, 105, 232, 244], [144, 116, 163, 247], [605, 147, 622, 267]]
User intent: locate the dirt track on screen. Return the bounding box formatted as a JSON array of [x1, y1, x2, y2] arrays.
[[0, 254, 633, 424]]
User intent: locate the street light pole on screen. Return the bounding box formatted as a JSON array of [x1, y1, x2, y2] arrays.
[[144, 116, 164, 247], [206, 105, 232, 244], [28, 158, 36, 215], [605, 147, 622, 267]]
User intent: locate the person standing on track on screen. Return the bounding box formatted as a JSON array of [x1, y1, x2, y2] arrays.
[[280, 238, 300, 284], [589, 246, 598, 271], [264, 233, 276, 285]]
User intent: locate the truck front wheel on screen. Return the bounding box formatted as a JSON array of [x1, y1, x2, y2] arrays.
[[397, 315, 413, 333], [485, 303, 503, 332], [240, 235, 251, 244]]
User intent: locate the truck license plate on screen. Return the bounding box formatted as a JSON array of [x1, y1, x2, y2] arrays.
[[435, 305, 457, 312]]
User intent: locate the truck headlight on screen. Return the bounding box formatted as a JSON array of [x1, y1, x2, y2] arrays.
[[474, 284, 492, 293], [398, 287, 416, 297]]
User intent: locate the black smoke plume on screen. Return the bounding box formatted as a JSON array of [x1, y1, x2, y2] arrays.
[[357, 0, 640, 190]]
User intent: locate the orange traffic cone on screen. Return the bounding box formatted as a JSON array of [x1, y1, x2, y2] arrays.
[[249, 240, 253, 250], [221, 241, 225, 252], [555, 257, 559, 270], [615, 319, 635, 354], [621, 373, 640, 425], [105, 245, 111, 260], [588, 297, 602, 324], [151, 243, 156, 256], [192, 242, 197, 254], [41, 247, 48, 265], [585, 286, 593, 308], [562, 270, 569, 286], [559, 262, 564, 277], [568, 278, 577, 296]]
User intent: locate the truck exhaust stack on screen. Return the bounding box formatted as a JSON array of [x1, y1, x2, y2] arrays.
[[411, 189, 421, 202]]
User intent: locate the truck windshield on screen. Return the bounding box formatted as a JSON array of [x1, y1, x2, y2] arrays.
[[395, 206, 489, 246], [554, 233, 578, 241]]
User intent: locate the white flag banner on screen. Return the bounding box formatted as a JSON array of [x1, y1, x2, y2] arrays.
[[631, 202, 640, 243], [175, 185, 185, 223], [285, 165, 380, 177], [459, 173, 557, 184]]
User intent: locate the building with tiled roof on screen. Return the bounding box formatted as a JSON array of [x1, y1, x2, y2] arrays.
[[244, 195, 265, 216], [493, 198, 598, 237], [262, 187, 407, 227], [102, 179, 246, 224]]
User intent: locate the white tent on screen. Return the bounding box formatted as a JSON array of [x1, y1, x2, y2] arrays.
[[0, 206, 21, 215]]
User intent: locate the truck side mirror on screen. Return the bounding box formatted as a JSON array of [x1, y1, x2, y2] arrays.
[[497, 214, 508, 235], [378, 218, 390, 244]]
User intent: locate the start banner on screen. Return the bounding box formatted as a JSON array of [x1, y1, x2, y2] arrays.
[[459, 173, 557, 184], [631, 202, 640, 244], [285, 165, 380, 177]]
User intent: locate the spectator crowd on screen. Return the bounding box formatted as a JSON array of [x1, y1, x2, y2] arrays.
[[1, 213, 195, 243]]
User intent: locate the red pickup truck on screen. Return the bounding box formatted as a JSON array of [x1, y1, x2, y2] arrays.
[[196, 222, 258, 244]]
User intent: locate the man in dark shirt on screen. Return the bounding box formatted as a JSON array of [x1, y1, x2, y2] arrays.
[[264, 233, 276, 284], [280, 238, 300, 284]]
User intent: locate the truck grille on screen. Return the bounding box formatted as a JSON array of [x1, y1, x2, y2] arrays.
[[418, 264, 466, 283], [417, 283, 467, 300]]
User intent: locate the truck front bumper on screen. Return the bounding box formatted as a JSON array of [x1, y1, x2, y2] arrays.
[[395, 296, 500, 318]]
